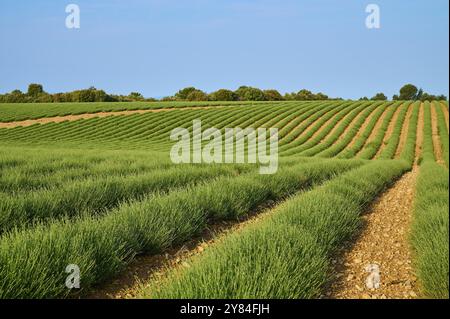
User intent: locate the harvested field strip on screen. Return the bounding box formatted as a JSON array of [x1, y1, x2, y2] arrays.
[[0, 101, 267, 123], [326, 170, 419, 299], [0, 159, 361, 298], [0, 105, 245, 128], [140, 160, 409, 299]]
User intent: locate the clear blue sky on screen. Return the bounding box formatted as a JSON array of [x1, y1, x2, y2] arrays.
[[0, 0, 448, 99]]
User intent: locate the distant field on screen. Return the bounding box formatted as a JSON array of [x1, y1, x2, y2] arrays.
[[0, 100, 448, 299], [0, 101, 268, 122]]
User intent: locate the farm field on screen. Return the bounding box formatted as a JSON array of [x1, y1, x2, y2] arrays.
[[0, 100, 448, 299]]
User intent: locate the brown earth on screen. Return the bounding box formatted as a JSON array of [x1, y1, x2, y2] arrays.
[[325, 170, 419, 299], [430, 103, 445, 165], [0, 106, 227, 129], [374, 103, 403, 159], [394, 102, 414, 158]]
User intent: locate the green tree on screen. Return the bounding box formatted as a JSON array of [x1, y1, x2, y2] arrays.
[[175, 87, 198, 100], [296, 89, 314, 100], [371, 93, 387, 101], [235, 86, 266, 101], [314, 92, 329, 100], [27, 83, 44, 97], [186, 90, 209, 101], [129, 92, 144, 100], [263, 89, 283, 101], [209, 89, 238, 101], [399, 84, 418, 100]]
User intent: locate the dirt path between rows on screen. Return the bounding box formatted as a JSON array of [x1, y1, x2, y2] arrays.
[[325, 169, 419, 299], [0, 106, 227, 129], [394, 103, 414, 158], [84, 201, 276, 299], [374, 104, 403, 159], [431, 103, 445, 165]]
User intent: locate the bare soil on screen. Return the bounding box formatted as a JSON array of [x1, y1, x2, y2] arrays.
[[325, 170, 419, 299]]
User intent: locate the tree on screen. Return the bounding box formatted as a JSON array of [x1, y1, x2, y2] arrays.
[[314, 92, 329, 100], [399, 84, 418, 100], [371, 93, 387, 101], [27, 83, 44, 97], [263, 89, 283, 101], [296, 89, 314, 100], [415, 88, 424, 101], [209, 89, 238, 101], [186, 90, 209, 101], [175, 87, 198, 100], [393, 94, 399, 101], [235, 86, 266, 101], [129, 92, 144, 100], [359, 97, 369, 101]]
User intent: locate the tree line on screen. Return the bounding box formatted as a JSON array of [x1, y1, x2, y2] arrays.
[[359, 84, 447, 102], [0, 83, 446, 103]]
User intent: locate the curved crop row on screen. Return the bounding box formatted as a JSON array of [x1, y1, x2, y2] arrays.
[[357, 103, 402, 159], [433, 101, 449, 167], [281, 102, 363, 156], [144, 160, 409, 299], [336, 102, 394, 159], [316, 102, 383, 158], [298, 102, 370, 157], [377, 102, 412, 160], [0, 159, 361, 298]]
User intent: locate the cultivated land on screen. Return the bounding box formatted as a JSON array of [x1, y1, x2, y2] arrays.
[[0, 100, 448, 299]]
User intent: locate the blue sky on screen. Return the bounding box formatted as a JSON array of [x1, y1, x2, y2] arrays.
[[0, 0, 448, 99]]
